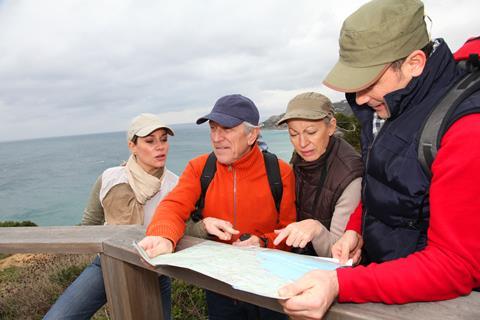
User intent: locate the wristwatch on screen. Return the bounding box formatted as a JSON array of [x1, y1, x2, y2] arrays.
[[239, 233, 268, 248], [259, 236, 268, 248]]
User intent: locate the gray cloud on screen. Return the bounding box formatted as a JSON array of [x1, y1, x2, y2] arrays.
[[0, 0, 478, 141]]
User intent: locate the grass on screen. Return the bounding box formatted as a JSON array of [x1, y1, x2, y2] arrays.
[[172, 279, 208, 320], [0, 220, 207, 319], [0, 267, 21, 282], [0, 254, 94, 320], [49, 264, 87, 288], [0, 253, 207, 319], [0, 253, 11, 260]]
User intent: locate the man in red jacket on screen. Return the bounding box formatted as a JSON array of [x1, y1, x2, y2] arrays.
[[140, 94, 296, 320], [278, 0, 480, 319]]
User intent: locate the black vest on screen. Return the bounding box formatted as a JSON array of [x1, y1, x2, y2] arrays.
[[349, 40, 480, 263], [292, 136, 363, 255]]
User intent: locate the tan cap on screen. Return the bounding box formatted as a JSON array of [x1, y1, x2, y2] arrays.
[[277, 92, 334, 125], [127, 113, 174, 141], [323, 0, 430, 93]]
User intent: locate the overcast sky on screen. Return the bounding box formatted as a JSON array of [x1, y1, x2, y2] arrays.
[[0, 0, 478, 142]]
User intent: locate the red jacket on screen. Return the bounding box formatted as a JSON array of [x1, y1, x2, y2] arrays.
[[147, 146, 296, 250], [339, 114, 480, 303]]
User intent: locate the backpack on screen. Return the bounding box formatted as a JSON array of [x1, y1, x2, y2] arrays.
[[418, 36, 480, 177], [190, 150, 283, 222]]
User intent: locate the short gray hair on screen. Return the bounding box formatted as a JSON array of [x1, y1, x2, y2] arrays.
[[243, 121, 260, 134], [323, 116, 333, 124]]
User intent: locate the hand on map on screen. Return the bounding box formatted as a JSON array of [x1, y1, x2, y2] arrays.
[[273, 219, 322, 248], [232, 234, 261, 247], [331, 230, 363, 265], [203, 217, 240, 241], [278, 269, 338, 320], [138, 236, 173, 258]]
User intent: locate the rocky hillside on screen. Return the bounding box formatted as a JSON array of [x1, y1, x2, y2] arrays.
[[333, 100, 353, 116], [261, 113, 287, 129], [261, 100, 352, 129]]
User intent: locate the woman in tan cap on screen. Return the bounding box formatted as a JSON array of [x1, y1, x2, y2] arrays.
[[273, 92, 363, 258], [44, 113, 177, 320]]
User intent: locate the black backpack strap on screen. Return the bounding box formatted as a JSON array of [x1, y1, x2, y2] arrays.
[[262, 150, 283, 214], [418, 67, 480, 177], [191, 150, 284, 222], [191, 152, 217, 222]]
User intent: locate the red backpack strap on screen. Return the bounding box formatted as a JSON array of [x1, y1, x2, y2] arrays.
[[453, 36, 480, 65]]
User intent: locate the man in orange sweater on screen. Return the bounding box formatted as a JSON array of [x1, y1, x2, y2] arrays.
[[139, 94, 296, 320]]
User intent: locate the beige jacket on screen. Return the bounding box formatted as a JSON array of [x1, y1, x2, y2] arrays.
[[81, 167, 178, 226]]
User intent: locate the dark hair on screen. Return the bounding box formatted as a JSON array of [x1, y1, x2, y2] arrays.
[[131, 135, 138, 144], [390, 41, 434, 71]]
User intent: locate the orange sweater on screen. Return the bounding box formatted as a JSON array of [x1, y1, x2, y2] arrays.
[[147, 146, 296, 250]]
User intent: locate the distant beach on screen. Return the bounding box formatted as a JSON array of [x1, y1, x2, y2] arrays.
[[0, 123, 292, 226]]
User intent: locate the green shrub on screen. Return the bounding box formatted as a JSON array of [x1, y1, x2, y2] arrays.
[[0, 305, 16, 319], [172, 279, 207, 320], [336, 113, 362, 152], [0, 220, 37, 227], [49, 264, 87, 288], [0, 267, 21, 282]]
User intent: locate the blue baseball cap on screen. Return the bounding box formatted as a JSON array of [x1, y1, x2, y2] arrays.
[[196, 94, 260, 128]]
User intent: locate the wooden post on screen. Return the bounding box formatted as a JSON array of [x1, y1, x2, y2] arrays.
[[100, 254, 164, 320]]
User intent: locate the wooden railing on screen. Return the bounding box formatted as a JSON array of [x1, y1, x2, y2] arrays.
[[1, 225, 479, 320]]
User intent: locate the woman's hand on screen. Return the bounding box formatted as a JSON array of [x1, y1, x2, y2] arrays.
[[138, 236, 173, 258], [202, 217, 240, 241], [273, 219, 322, 248], [331, 230, 363, 265]]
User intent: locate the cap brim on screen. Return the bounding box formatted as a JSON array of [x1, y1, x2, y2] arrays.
[[276, 113, 329, 126], [276, 116, 289, 126], [136, 125, 175, 137], [323, 60, 390, 93], [196, 112, 243, 128]]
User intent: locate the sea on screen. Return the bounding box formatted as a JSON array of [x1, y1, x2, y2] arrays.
[[0, 124, 292, 226]]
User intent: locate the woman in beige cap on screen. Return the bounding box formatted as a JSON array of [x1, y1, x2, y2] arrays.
[[273, 92, 363, 257], [44, 113, 177, 320]]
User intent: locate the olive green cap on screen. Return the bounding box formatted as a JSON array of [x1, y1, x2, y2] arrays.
[[277, 92, 334, 125], [323, 0, 430, 93]]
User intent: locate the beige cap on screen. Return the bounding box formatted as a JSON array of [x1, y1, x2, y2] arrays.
[[127, 113, 174, 141], [277, 92, 334, 125], [323, 0, 430, 93]]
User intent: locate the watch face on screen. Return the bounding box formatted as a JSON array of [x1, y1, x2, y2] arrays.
[[239, 233, 252, 241]]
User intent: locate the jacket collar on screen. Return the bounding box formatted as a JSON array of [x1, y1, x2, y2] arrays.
[[216, 144, 263, 171]]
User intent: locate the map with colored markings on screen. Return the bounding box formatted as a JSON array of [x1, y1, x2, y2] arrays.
[[134, 240, 351, 299]]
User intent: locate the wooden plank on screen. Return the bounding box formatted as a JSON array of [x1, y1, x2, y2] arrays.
[[0, 225, 136, 254], [3, 225, 479, 319], [326, 292, 480, 320], [101, 254, 164, 320], [103, 228, 480, 319]]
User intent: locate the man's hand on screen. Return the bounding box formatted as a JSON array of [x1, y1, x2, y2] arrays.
[[278, 270, 338, 320], [273, 219, 322, 248], [138, 236, 173, 258], [232, 235, 261, 247], [331, 230, 363, 265], [203, 217, 240, 241]]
